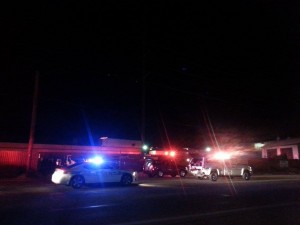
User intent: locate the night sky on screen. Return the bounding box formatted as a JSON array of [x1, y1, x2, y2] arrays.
[[1, 1, 300, 149]]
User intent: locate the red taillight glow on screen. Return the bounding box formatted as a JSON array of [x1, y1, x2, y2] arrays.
[[164, 151, 176, 157]]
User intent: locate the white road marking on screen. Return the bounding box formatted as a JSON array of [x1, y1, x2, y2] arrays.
[[50, 203, 118, 211]]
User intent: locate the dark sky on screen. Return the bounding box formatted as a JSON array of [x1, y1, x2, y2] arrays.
[[1, 1, 300, 148]]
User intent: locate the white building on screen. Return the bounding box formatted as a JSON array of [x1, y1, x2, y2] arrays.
[[257, 138, 300, 160]]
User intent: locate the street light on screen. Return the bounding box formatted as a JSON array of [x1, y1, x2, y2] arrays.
[[142, 144, 149, 152], [206, 147, 212, 152]]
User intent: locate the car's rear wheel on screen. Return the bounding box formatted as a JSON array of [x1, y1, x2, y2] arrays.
[[121, 174, 133, 185], [210, 171, 218, 181], [179, 170, 187, 177], [70, 175, 85, 189], [158, 170, 164, 177], [243, 171, 251, 180]]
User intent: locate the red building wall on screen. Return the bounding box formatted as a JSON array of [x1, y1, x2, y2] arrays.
[[0, 141, 143, 175]]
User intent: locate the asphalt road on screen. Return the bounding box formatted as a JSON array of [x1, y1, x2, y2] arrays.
[[1, 174, 300, 225]]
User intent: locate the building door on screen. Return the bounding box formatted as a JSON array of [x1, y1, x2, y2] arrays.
[[267, 149, 277, 159], [280, 148, 293, 159]]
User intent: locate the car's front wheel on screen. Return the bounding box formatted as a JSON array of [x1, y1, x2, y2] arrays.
[[158, 170, 164, 177], [70, 175, 85, 189], [179, 170, 187, 177], [210, 171, 218, 181], [121, 174, 133, 185], [243, 171, 251, 180]]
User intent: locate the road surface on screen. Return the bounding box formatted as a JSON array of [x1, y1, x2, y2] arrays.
[[0, 174, 300, 225]]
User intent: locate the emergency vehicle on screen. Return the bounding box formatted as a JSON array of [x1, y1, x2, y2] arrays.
[[143, 149, 189, 178]]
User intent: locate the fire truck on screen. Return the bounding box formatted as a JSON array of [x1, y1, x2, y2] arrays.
[[142, 149, 189, 178]]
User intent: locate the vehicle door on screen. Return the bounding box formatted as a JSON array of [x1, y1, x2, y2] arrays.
[[82, 163, 101, 183], [166, 161, 176, 174], [98, 163, 122, 182], [223, 160, 239, 176], [229, 164, 243, 176]]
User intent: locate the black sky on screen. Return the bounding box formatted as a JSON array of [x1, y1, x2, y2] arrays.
[[1, 1, 300, 148]]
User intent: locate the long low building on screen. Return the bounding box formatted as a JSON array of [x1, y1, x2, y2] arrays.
[[0, 138, 144, 176], [258, 138, 300, 160]]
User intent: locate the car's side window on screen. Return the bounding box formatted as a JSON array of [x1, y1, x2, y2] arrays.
[[100, 164, 113, 169], [83, 162, 116, 170], [84, 163, 100, 170]]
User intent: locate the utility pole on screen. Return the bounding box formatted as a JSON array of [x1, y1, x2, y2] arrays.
[[141, 74, 146, 144], [26, 71, 39, 176], [141, 20, 150, 146]]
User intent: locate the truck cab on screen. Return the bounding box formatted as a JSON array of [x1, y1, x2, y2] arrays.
[[143, 157, 188, 178]]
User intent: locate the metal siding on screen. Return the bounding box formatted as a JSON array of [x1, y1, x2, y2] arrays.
[[0, 142, 143, 172], [0, 151, 27, 166]]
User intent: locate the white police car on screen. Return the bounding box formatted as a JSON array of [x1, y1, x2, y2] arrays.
[[51, 157, 138, 189]]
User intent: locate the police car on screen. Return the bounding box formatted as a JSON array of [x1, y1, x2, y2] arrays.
[[51, 157, 138, 189]]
